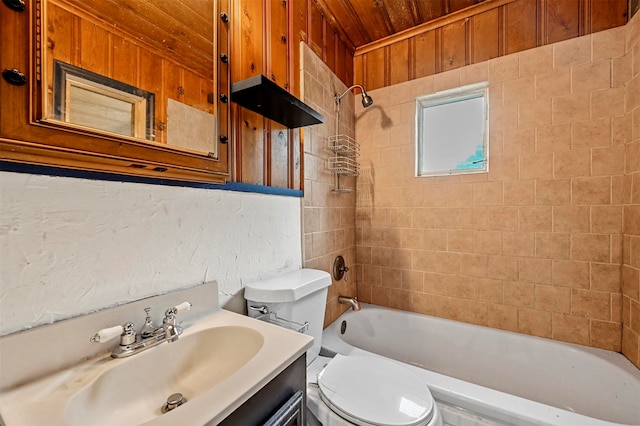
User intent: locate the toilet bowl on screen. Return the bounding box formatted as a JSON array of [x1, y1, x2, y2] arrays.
[[244, 269, 442, 426], [307, 355, 442, 426]]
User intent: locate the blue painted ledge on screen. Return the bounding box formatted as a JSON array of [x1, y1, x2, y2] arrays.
[[0, 161, 303, 197]]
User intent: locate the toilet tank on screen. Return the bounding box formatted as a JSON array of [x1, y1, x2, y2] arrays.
[[244, 269, 331, 365]]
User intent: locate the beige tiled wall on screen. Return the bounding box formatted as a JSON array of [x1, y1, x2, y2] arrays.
[[622, 12, 640, 369], [354, 22, 634, 354], [301, 44, 357, 327]]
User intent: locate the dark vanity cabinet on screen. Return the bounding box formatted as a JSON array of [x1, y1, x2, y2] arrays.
[[218, 354, 306, 426]]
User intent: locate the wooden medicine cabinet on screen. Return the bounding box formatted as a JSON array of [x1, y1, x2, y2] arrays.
[[0, 0, 231, 184]]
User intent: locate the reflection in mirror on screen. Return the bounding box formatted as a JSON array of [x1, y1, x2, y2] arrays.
[[43, 0, 217, 156], [53, 61, 155, 140]]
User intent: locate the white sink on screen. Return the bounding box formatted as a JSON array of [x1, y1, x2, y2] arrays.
[[0, 309, 313, 426], [66, 326, 263, 425]]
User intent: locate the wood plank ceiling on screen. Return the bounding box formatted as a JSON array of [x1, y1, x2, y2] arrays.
[[314, 0, 485, 49]]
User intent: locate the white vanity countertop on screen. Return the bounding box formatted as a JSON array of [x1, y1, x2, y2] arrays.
[[0, 309, 313, 426]]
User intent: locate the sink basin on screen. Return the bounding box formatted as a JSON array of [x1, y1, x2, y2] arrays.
[[66, 326, 263, 426]]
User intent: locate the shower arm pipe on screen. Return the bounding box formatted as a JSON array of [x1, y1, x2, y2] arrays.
[[334, 84, 367, 138], [335, 84, 367, 104], [334, 88, 342, 191]]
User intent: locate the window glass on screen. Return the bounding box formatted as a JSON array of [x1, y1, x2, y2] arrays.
[[416, 82, 489, 177]]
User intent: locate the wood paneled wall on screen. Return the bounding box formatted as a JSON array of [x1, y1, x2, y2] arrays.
[[230, 0, 353, 189], [353, 0, 628, 91], [47, 0, 214, 145], [232, 0, 296, 187], [306, 0, 354, 87]]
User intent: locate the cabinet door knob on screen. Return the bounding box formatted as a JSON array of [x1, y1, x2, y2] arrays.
[[2, 68, 26, 86], [220, 53, 229, 63], [220, 12, 229, 23], [219, 135, 228, 144], [220, 94, 228, 103], [2, 0, 26, 12]]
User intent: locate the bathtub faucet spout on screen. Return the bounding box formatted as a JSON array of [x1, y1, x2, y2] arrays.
[[338, 295, 361, 311]]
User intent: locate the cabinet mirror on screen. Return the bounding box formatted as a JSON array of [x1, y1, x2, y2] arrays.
[[43, 0, 218, 156]]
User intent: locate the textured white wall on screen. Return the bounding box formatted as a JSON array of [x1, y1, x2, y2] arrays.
[[0, 171, 302, 335]]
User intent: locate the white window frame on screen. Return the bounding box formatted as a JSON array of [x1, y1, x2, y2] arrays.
[[415, 82, 489, 177]]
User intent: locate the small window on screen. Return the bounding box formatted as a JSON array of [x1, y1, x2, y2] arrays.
[[53, 61, 155, 140], [416, 82, 489, 177]]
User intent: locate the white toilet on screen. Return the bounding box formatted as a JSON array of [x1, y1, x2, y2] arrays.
[[244, 269, 442, 426]]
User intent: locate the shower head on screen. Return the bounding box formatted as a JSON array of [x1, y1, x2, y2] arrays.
[[361, 93, 374, 108], [336, 84, 374, 108]]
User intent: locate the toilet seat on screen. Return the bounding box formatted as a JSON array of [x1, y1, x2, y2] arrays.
[[317, 354, 435, 426]]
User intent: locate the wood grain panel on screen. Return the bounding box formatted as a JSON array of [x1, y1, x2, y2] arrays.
[[412, 30, 436, 79], [233, 0, 264, 81], [163, 61, 182, 104], [238, 109, 265, 185], [389, 39, 409, 86], [182, 70, 208, 113], [326, 28, 337, 70], [343, 40, 354, 85], [291, 0, 308, 97], [138, 49, 165, 142], [270, 125, 290, 188], [309, 0, 324, 57], [79, 19, 109, 75], [471, 8, 500, 63], [505, 0, 537, 54], [45, 4, 74, 115], [354, 54, 365, 88], [111, 36, 137, 87], [335, 37, 347, 84], [269, 0, 289, 88], [591, 0, 628, 32], [47, 4, 75, 65], [546, 0, 580, 43], [441, 20, 467, 72], [364, 48, 385, 90]]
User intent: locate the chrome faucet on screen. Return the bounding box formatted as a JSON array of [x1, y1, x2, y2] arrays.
[[91, 302, 192, 358], [338, 295, 361, 311]]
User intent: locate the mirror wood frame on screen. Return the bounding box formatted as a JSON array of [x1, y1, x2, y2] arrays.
[[0, 0, 230, 184]]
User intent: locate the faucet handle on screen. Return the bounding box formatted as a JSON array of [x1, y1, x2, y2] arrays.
[[163, 302, 192, 327], [90, 325, 123, 343], [174, 302, 192, 314], [162, 302, 191, 341], [164, 302, 192, 320], [90, 322, 136, 344]]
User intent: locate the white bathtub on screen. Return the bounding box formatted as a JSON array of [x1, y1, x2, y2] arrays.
[[321, 303, 640, 426]]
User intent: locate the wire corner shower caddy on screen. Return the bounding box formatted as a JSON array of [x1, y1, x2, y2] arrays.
[[327, 85, 372, 193]]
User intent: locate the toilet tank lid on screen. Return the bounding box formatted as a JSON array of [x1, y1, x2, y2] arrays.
[[244, 269, 331, 303]]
